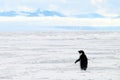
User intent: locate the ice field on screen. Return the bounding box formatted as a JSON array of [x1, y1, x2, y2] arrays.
[[0, 31, 120, 80]]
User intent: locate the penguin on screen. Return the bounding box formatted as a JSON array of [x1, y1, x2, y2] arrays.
[[75, 50, 88, 70]]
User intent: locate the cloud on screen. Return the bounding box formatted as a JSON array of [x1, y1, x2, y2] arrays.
[[0, 17, 120, 26], [0, 0, 95, 16], [0, 0, 120, 18], [0, 16, 120, 31], [91, 0, 105, 6], [97, 9, 119, 18], [0, 9, 65, 17], [91, 0, 120, 18], [17, 6, 35, 12], [48, 5, 58, 11], [75, 13, 104, 18]]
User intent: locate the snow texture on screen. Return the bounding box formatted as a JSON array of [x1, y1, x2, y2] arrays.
[[0, 31, 120, 80]]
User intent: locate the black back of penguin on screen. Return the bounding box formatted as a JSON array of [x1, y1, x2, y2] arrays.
[[75, 50, 88, 70], [80, 51, 88, 70]]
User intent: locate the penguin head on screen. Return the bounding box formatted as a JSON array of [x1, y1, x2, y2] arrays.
[[78, 50, 84, 55]]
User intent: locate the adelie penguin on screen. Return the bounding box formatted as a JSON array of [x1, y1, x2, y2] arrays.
[[75, 50, 88, 70]]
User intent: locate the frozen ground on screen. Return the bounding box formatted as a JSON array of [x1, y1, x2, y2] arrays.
[[0, 31, 120, 80]]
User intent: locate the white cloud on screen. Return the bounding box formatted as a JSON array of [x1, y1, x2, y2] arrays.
[[16, 6, 35, 12], [91, 0, 120, 17], [48, 5, 59, 11], [0, 0, 120, 18], [91, 0, 105, 4], [97, 9, 119, 18], [0, 0, 95, 16], [0, 17, 120, 26]]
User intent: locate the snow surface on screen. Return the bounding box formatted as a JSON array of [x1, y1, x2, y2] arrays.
[[0, 31, 120, 80]]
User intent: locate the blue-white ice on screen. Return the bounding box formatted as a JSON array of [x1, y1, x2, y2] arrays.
[[0, 31, 120, 80]]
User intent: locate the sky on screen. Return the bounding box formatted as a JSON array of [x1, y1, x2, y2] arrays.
[[0, 0, 120, 31]]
